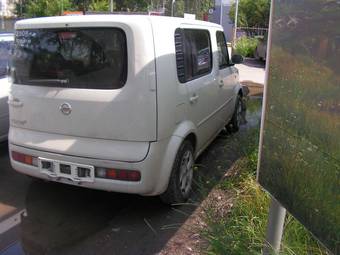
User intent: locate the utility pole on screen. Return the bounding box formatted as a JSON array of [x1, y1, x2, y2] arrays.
[[233, 0, 239, 47], [20, 0, 23, 17], [171, 0, 175, 16], [1, 0, 5, 30], [61, 0, 64, 15], [220, 0, 223, 25], [110, 0, 114, 12]]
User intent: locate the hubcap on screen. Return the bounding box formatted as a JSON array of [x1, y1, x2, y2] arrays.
[[179, 150, 194, 197]]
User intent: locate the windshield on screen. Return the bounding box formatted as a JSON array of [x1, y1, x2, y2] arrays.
[[0, 40, 13, 78], [12, 28, 127, 89]]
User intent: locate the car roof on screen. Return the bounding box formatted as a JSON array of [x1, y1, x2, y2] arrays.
[[0, 33, 14, 41], [15, 15, 222, 30]]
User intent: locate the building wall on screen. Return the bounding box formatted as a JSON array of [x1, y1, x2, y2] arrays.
[[1, 0, 18, 32], [0, 0, 17, 17], [209, 0, 234, 42]]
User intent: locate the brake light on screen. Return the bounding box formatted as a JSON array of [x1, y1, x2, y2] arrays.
[[12, 151, 38, 166], [95, 168, 141, 182]]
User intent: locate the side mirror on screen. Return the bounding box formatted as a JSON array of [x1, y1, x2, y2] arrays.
[[231, 54, 244, 64]]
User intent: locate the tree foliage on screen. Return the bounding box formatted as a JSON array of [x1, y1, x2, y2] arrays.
[[229, 0, 270, 28], [15, 0, 213, 19], [21, 0, 72, 17], [88, 0, 110, 11]]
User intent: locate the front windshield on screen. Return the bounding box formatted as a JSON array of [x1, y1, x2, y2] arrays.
[[0, 40, 13, 78]]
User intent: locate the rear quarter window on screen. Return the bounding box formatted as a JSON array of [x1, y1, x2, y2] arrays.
[[13, 28, 127, 89]]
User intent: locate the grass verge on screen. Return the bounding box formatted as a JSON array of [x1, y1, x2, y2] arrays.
[[201, 127, 330, 255]]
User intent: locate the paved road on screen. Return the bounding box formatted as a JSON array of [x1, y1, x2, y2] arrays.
[[0, 68, 263, 255], [236, 58, 266, 86]]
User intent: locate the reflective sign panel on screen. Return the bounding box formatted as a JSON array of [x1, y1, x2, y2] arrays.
[[258, 0, 340, 253]]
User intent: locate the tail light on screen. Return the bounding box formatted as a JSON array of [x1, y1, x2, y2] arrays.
[[95, 168, 141, 182], [12, 151, 38, 167]]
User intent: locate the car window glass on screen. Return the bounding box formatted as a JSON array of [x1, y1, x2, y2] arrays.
[[216, 31, 230, 69], [13, 28, 127, 89], [184, 29, 212, 80], [174, 29, 212, 83]]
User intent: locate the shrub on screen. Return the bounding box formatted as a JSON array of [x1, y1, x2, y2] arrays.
[[235, 37, 259, 58]]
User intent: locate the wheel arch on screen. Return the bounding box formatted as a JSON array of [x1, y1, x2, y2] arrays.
[[150, 121, 198, 196]]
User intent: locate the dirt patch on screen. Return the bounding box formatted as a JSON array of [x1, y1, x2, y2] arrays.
[[242, 81, 264, 97], [158, 160, 243, 255]]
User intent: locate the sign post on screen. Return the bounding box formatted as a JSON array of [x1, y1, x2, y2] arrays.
[[258, 0, 340, 254], [263, 198, 286, 255]]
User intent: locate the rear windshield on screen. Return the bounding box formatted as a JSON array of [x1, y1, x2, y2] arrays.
[[12, 28, 127, 89]]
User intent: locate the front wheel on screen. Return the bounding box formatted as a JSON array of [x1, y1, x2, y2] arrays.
[[160, 140, 194, 204], [227, 95, 243, 133]]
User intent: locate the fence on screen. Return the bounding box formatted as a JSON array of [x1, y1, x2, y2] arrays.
[[236, 26, 268, 38]]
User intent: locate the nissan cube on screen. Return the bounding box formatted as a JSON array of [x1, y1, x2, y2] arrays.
[[9, 15, 243, 203]]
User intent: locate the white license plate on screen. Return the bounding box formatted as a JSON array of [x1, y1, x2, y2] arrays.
[[38, 157, 95, 183]]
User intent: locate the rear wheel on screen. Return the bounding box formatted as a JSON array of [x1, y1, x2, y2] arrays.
[[160, 140, 194, 204], [227, 95, 243, 133]]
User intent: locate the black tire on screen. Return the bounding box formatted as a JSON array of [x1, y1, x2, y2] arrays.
[[227, 95, 243, 133], [160, 140, 194, 204]]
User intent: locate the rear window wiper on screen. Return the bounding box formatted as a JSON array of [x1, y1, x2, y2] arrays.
[[28, 79, 69, 84]]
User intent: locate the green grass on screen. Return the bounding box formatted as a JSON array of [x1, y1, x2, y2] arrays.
[[201, 128, 330, 255]]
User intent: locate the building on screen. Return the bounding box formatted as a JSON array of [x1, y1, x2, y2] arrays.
[[0, 0, 18, 31], [209, 0, 234, 42], [0, 0, 17, 17]]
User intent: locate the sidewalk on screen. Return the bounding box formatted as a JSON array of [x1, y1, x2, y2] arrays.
[[236, 58, 265, 96]]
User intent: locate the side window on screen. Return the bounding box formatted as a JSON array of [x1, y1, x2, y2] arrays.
[[216, 31, 230, 69], [175, 28, 212, 83]]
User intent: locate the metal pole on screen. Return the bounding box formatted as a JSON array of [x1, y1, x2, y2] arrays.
[[233, 0, 239, 47], [61, 0, 64, 15], [219, 0, 223, 25], [110, 0, 114, 12], [20, 0, 23, 17], [171, 0, 175, 16], [1, 3, 4, 30], [263, 197, 286, 255]]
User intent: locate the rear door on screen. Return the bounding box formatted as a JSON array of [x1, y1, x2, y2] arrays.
[[9, 25, 157, 142]]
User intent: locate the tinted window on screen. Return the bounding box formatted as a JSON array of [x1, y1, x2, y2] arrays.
[[175, 29, 212, 83], [13, 28, 127, 89], [216, 31, 230, 68], [0, 40, 13, 78]]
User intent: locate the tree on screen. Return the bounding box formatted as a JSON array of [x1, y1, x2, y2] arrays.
[[20, 0, 72, 17], [88, 0, 110, 11], [15, 0, 213, 19], [229, 0, 270, 27]]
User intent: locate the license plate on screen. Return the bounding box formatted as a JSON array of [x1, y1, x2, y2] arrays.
[[38, 157, 95, 183]]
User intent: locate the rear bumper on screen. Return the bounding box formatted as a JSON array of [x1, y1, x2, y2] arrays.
[[9, 128, 179, 196], [9, 127, 150, 162], [9, 141, 166, 195]]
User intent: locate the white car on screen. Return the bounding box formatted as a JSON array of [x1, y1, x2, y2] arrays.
[[0, 33, 14, 142], [9, 15, 243, 203]]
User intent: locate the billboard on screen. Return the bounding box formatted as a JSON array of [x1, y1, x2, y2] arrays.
[[258, 0, 340, 253]]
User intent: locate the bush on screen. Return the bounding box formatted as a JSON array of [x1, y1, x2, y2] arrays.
[[235, 37, 259, 58]]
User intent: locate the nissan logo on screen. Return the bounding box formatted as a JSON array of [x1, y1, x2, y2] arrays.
[[59, 102, 72, 115]]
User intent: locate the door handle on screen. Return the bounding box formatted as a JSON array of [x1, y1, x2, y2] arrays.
[[8, 98, 23, 108], [218, 80, 224, 87], [189, 94, 199, 104]]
